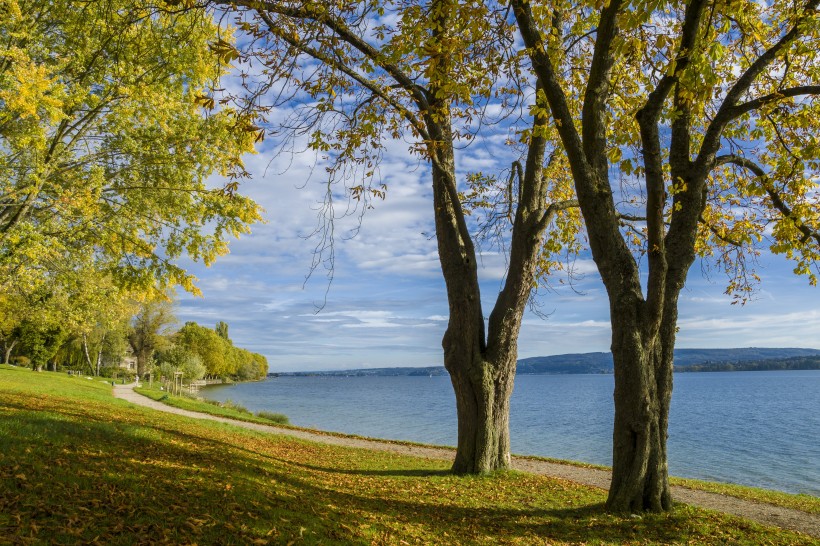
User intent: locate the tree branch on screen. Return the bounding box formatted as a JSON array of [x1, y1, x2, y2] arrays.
[[581, 0, 625, 177], [727, 85, 820, 120], [254, 10, 430, 142], [715, 154, 820, 246], [510, 0, 589, 178], [218, 0, 431, 111], [696, 0, 820, 173], [699, 213, 745, 247], [535, 198, 579, 234]]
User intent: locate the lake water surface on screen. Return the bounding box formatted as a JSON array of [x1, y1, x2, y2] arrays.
[[201, 371, 820, 495]]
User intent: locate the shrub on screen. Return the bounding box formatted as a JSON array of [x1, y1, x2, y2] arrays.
[[256, 411, 289, 425], [11, 356, 30, 367], [220, 399, 251, 415]]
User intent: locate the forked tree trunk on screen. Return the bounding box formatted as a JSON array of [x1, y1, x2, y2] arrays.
[[427, 93, 556, 473], [431, 142, 511, 473], [606, 264, 689, 511], [3, 339, 17, 364]]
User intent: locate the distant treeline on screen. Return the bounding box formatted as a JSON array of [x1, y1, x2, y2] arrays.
[[674, 355, 820, 373]]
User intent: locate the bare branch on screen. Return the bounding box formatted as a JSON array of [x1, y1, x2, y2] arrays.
[[254, 10, 430, 142]]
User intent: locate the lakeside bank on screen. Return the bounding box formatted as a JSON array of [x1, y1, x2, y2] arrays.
[[1, 365, 818, 543]]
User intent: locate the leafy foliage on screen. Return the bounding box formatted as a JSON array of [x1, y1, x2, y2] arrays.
[[169, 320, 268, 380], [0, 0, 263, 295]]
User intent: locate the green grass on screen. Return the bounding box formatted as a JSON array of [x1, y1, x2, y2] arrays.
[[669, 477, 820, 515], [134, 384, 290, 426], [514, 454, 820, 515], [0, 364, 816, 545]]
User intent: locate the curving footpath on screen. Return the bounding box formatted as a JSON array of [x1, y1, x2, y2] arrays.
[[113, 383, 819, 538]]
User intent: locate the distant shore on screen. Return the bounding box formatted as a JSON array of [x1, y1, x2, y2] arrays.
[[273, 347, 820, 377]]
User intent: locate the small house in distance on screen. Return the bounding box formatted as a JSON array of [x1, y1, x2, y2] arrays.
[[119, 348, 137, 372]]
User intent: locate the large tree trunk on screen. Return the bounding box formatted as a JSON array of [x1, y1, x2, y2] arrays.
[[430, 136, 509, 473], [447, 348, 516, 473], [136, 350, 151, 378], [427, 99, 553, 474], [606, 317, 672, 512], [606, 226, 696, 511]]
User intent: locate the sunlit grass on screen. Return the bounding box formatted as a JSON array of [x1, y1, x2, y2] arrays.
[[135, 384, 290, 425], [669, 477, 820, 515], [0, 364, 815, 544]]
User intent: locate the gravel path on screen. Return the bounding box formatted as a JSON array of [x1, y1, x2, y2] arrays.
[[113, 384, 819, 538]]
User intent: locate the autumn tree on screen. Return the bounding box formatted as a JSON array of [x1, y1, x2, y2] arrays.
[[215, 321, 230, 340], [0, 0, 262, 296], [176, 321, 227, 377], [128, 296, 176, 377], [174, 320, 268, 379], [210, 0, 580, 473], [511, 0, 820, 511]]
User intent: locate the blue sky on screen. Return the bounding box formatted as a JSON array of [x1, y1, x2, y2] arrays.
[[173, 129, 820, 373]]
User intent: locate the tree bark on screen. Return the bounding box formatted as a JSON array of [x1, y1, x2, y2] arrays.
[[3, 339, 17, 365], [82, 333, 94, 375], [447, 347, 516, 473], [606, 319, 672, 512], [95, 346, 103, 377]]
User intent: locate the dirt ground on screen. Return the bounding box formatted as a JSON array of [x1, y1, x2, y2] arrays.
[[114, 384, 819, 538]]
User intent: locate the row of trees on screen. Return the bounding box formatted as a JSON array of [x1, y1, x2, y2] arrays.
[[210, 0, 820, 513], [171, 320, 269, 380], [0, 289, 268, 382]]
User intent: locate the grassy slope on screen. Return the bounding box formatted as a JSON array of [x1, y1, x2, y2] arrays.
[[0, 365, 816, 545], [142, 377, 820, 515]]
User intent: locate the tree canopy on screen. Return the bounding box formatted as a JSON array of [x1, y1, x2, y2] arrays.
[[0, 0, 266, 381], [0, 0, 263, 295]]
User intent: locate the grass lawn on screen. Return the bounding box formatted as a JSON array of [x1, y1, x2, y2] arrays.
[[0, 364, 816, 545]]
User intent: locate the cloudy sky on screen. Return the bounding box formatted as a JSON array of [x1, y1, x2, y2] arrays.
[[171, 120, 820, 374]]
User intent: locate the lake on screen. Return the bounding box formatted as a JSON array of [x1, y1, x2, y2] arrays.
[[201, 370, 820, 496]]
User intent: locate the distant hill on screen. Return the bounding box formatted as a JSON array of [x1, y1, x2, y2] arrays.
[[275, 347, 820, 377], [518, 347, 820, 374]]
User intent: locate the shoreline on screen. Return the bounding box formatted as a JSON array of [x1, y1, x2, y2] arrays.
[[114, 383, 819, 537]]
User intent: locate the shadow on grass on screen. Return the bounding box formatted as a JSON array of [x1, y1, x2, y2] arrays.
[[0, 389, 801, 545], [276, 458, 452, 478]]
